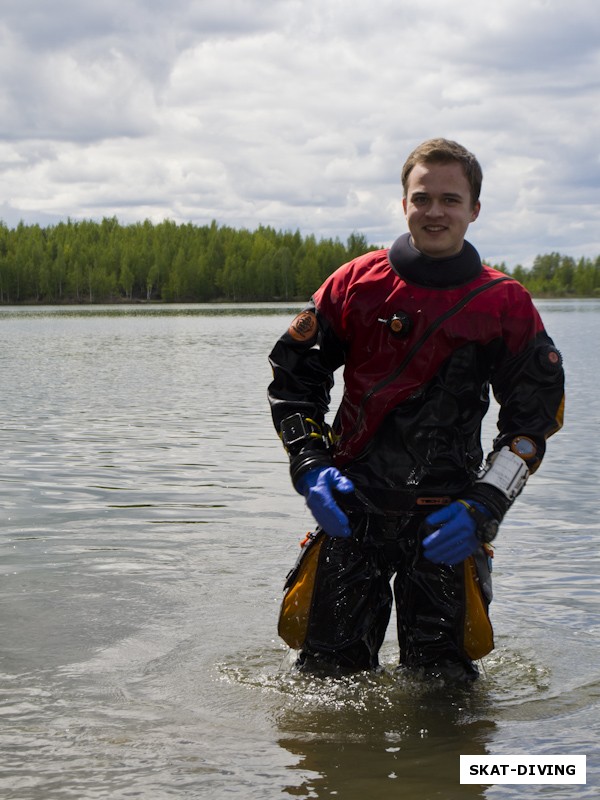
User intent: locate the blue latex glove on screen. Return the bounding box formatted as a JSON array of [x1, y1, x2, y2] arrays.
[[423, 500, 490, 565], [296, 466, 355, 538]]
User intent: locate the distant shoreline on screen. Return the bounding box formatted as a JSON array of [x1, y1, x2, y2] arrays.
[[1, 294, 598, 307], [1, 219, 598, 304]]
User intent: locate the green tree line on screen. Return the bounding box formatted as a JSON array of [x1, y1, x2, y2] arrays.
[[0, 217, 598, 303]]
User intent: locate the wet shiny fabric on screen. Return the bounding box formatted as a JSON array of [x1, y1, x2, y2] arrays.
[[292, 512, 492, 676]]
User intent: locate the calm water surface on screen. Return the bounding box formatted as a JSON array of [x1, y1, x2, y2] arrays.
[[0, 301, 598, 799]]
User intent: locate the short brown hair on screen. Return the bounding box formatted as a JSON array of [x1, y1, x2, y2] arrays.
[[401, 138, 483, 205]]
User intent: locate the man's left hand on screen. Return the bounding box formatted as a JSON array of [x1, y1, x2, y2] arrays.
[[423, 501, 486, 565]]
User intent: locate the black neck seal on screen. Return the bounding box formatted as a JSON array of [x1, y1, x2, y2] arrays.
[[388, 233, 482, 288]]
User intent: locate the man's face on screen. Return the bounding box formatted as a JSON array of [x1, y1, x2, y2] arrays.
[[402, 161, 480, 259]]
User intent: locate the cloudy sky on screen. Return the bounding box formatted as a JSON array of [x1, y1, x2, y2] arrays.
[[1, 0, 598, 267]]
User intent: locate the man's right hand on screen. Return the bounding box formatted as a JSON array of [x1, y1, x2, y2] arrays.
[[296, 466, 355, 538]]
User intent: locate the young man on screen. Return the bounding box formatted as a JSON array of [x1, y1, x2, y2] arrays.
[[268, 139, 565, 681]]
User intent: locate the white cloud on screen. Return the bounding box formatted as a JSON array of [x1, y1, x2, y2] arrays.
[[0, 0, 598, 266]]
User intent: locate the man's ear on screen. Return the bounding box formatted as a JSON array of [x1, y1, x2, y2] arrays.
[[402, 196, 408, 215], [471, 201, 481, 222]]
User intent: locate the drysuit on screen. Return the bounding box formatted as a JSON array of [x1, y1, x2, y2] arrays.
[[269, 234, 565, 677]]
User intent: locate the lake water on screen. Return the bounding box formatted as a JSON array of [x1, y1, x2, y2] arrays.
[[0, 300, 598, 799]]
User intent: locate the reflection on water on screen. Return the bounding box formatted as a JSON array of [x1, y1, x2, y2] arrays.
[[221, 654, 493, 799], [217, 627, 595, 797], [279, 680, 491, 800], [0, 301, 599, 799]]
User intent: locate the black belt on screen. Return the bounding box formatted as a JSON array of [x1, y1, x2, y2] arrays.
[[342, 487, 453, 516]]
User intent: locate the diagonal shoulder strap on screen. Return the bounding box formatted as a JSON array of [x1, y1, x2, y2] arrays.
[[360, 276, 511, 413]]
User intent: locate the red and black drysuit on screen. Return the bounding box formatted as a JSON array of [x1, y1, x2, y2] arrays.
[[268, 234, 565, 676]]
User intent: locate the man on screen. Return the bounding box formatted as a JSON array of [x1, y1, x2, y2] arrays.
[[268, 138, 565, 681]]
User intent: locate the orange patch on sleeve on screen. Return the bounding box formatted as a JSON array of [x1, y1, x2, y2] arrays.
[[288, 311, 318, 342]]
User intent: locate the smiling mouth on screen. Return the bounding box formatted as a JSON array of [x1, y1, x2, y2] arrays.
[[424, 225, 447, 232]]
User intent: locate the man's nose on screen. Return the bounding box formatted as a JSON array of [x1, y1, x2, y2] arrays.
[[425, 201, 444, 217]]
